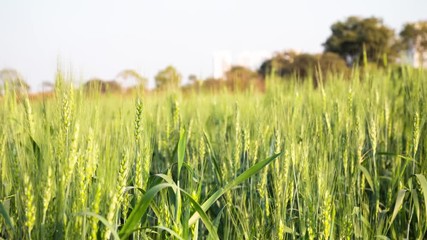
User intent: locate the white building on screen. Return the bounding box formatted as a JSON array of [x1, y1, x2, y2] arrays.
[[402, 41, 427, 68], [212, 51, 232, 79], [402, 22, 427, 68], [412, 50, 427, 68], [236, 51, 271, 70]]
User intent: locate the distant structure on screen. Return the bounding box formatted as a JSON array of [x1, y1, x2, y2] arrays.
[[212, 50, 271, 78], [412, 49, 427, 68], [402, 22, 427, 68], [41, 81, 54, 93], [115, 69, 146, 89], [213, 51, 232, 79], [402, 44, 427, 68], [236, 51, 271, 69]]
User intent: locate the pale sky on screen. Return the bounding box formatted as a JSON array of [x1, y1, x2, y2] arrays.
[[0, 0, 426, 90]]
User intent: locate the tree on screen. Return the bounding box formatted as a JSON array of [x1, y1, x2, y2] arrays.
[[317, 52, 348, 75], [0, 68, 30, 94], [202, 77, 224, 91], [116, 69, 147, 89], [399, 21, 427, 67], [155, 66, 182, 90], [224, 66, 261, 91], [83, 78, 122, 94], [291, 54, 318, 78], [258, 51, 348, 84], [258, 51, 297, 77], [323, 16, 397, 66], [225, 66, 258, 82]]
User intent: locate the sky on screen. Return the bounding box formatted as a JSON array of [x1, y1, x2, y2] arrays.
[[0, 0, 426, 91]]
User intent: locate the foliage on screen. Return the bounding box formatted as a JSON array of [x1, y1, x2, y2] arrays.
[[224, 65, 262, 91], [83, 78, 122, 94], [258, 51, 348, 85], [183, 67, 264, 94], [116, 69, 147, 89], [323, 16, 398, 66], [291, 53, 318, 78], [258, 51, 297, 77], [225, 66, 258, 82], [155, 66, 182, 90], [0, 68, 30, 94], [186, 77, 225, 93], [318, 52, 349, 74]]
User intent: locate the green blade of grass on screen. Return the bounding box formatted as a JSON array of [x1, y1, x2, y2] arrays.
[[119, 183, 175, 239], [123, 186, 163, 221], [375, 235, 390, 240], [177, 129, 186, 178], [359, 165, 374, 191], [203, 131, 223, 185], [189, 152, 282, 226], [410, 188, 422, 232], [151, 226, 185, 240], [389, 189, 406, 227], [0, 201, 13, 231], [154, 173, 220, 239], [181, 190, 220, 240], [207, 206, 225, 240], [78, 211, 120, 240], [415, 174, 427, 221], [176, 129, 186, 225]]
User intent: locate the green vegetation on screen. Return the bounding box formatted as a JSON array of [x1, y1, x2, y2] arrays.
[[258, 51, 348, 84], [257, 18, 427, 83], [0, 68, 30, 95], [0, 14, 426, 240], [0, 65, 426, 240], [155, 66, 182, 91], [323, 16, 398, 66], [83, 79, 123, 94]]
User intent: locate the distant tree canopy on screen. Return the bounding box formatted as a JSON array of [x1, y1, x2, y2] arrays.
[[224, 65, 262, 91], [83, 78, 122, 93], [155, 66, 182, 90], [399, 21, 427, 66], [317, 52, 349, 74], [258, 51, 297, 77], [258, 51, 348, 84], [0, 68, 30, 94], [188, 74, 201, 85], [225, 66, 258, 82], [116, 69, 147, 89], [323, 16, 398, 66], [182, 66, 262, 93], [202, 77, 225, 91], [291, 54, 318, 78]]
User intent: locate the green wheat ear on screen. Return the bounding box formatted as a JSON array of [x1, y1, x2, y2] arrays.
[[23, 174, 36, 237]]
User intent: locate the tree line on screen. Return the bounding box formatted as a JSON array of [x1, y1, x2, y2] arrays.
[[1, 16, 426, 95]]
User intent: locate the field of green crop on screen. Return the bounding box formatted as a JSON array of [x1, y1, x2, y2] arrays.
[[0, 67, 427, 239]]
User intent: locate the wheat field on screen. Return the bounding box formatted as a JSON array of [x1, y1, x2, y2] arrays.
[[0, 67, 427, 239]]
